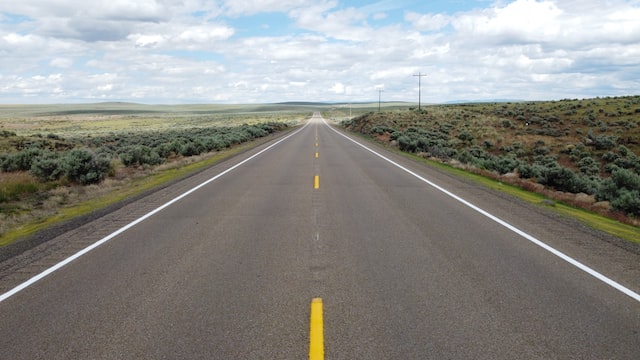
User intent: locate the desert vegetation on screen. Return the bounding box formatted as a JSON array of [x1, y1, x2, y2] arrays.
[[340, 96, 640, 224], [1, 123, 287, 184], [0, 103, 304, 241]]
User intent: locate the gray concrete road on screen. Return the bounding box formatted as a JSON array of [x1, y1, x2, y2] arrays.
[[0, 113, 639, 359]]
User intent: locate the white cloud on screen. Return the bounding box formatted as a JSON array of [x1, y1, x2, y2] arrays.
[[0, 74, 64, 98], [130, 34, 166, 48], [451, 0, 640, 49], [3, 33, 33, 45], [452, 0, 563, 44], [405, 12, 451, 32], [50, 57, 73, 68], [371, 67, 418, 81], [176, 25, 235, 43], [330, 82, 346, 94], [1, 0, 639, 103], [97, 84, 114, 92], [89, 0, 170, 21], [290, 3, 373, 41], [223, 0, 326, 16]]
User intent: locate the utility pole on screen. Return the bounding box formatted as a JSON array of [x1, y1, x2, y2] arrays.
[[413, 72, 427, 111], [378, 89, 384, 112]]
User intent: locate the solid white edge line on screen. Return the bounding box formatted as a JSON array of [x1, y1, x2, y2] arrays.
[[322, 118, 640, 303], [0, 121, 311, 303]]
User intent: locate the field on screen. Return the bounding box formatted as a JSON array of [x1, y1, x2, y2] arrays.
[[335, 96, 640, 239], [0, 103, 317, 246], [0, 102, 320, 136]]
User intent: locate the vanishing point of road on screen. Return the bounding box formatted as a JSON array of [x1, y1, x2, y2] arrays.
[[1, 113, 639, 359]]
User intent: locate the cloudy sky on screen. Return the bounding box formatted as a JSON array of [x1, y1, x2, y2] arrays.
[[1, 0, 639, 104]]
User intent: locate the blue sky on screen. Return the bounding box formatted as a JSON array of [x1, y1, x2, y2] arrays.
[[1, 0, 639, 104]]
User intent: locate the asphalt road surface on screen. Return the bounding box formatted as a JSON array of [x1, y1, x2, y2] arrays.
[[1, 113, 639, 359]]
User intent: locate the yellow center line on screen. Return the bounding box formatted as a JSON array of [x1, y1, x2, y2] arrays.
[[314, 175, 320, 189], [315, 152, 319, 159], [309, 298, 324, 360]]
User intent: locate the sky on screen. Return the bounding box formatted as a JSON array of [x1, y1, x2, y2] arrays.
[[1, 0, 639, 104]]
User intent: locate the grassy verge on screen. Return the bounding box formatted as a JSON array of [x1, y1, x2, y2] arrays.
[[0, 132, 286, 247]]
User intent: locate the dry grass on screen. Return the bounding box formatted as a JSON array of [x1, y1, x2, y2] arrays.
[[0, 172, 41, 203], [0, 172, 40, 236]]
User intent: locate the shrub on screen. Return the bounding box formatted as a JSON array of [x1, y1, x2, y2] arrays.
[[533, 155, 558, 167], [597, 167, 640, 215], [119, 145, 163, 167], [517, 163, 543, 179], [178, 141, 204, 157], [397, 135, 417, 152], [428, 145, 457, 160], [577, 156, 600, 176], [0, 147, 45, 172], [519, 159, 597, 194], [155, 143, 175, 158], [568, 143, 590, 161], [457, 131, 474, 143], [244, 125, 268, 138], [46, 133, 63, 140], [609, 167, 640, 191], [589, 134, 618, 150], [494, 155, 520, 175], [602, 151, 619, 163], [202, 136, 228, 151], [64, 149, 112, 185], [543, 166, 598, 194], [370, 125, 391, 135], [30, 153, 65, 181], [610, 190, 640, 216], [533, 146, 551, 155], [611, 146, 640, 173]]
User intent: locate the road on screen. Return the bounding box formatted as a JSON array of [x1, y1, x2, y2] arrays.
[[0, 113, 639, 359]]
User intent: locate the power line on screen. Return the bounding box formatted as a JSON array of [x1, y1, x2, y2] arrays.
[[413, 72, 427, 111]]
